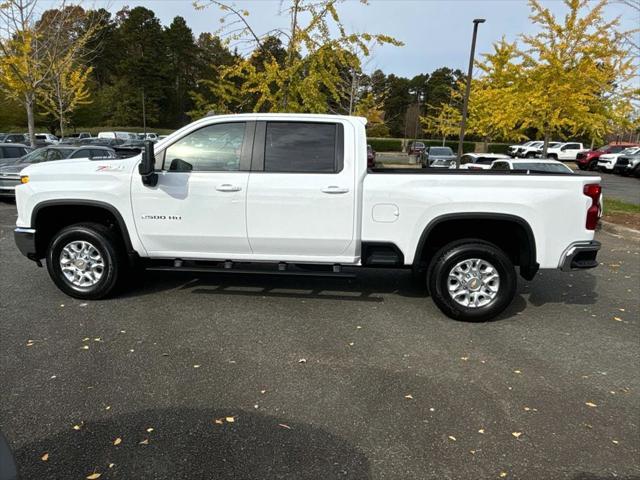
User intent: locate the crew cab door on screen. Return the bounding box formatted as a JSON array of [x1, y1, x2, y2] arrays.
[[559, 143, 582, 160], [246, 120, 357, 260], [131, 121, 254, 257]]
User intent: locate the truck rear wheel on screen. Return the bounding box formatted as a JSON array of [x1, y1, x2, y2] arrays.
[[46, 222, 125, 300], [427, 240, 516, 322]]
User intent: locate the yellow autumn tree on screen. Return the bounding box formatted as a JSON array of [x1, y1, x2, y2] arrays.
[[195, 0, 402, 113], [420, 101, 461, 146], [468, 38, 527, 143], [519, 0, 637, 154]]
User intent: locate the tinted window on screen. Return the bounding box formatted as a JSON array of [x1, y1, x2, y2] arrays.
[[164, 122, 246, 172], [47, 149, 67, 161], [91, 149, 114, 159], [1, 146, 25, 158], [564, 143, 580, 149], [7, 134, 24, 142], [513, 163, 572, 173], [70, 149, 92, 159], [429, 147, 454, 155], [264, 122, 339, 173], [18, 149, 48, 164], [491, 162, 510, 170], [609, 145, 626, 153], [477, 157, 496, 165]]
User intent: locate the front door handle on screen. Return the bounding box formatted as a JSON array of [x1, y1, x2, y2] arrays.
[[322, 186, 349, 194], [216, 184, 242, 192]]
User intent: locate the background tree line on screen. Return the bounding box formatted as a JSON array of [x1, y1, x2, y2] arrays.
[[1, 0, 637, 148]]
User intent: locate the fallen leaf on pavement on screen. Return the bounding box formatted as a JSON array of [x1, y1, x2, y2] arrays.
[[512, 432, 522, 438], [225, 417, 235, 423], [86, 474, 101, 479], [41, 453, 49, 461], [193, 364, 200, 368], [73, 423, 83, 431], [108, 463, 115, 468], [478, 429, 485, 434], [513, 370, 522, 374], [113, 438, 122, 446], [278, 423, 291, 429], [298, 358, 307, 364], [613, 317, 623, 322], [448, 436, 456, 441], [404, 394, 413, 399], [146, 427, 154, 433], [82, 345, 89, 350], [612, 440, 619, 445], [585, 402, 597, 408], [139, 439, 149, 445], [213, 419, 224, 425], [460, 357, 469, 361], [499, 473, 508, 478]]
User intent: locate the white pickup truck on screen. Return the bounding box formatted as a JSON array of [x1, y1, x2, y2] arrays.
[[545, 142, 588, 161], [13, 114, 603, 321]]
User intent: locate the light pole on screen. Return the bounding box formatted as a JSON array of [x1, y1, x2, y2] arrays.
[[456, 18, 485, 167]]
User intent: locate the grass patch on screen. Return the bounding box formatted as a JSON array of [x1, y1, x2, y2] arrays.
[[604, 198, 640, 214]]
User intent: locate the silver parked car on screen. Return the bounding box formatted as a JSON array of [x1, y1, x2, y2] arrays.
[[0, 145, 117, 197], [422, 146, 457, 168]]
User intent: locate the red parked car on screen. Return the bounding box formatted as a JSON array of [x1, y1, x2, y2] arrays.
[[576, 143, 639, 170], [407, 141, 426, 156]]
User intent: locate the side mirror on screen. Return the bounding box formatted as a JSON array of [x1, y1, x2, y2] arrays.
[[138, 140, 158, 186]]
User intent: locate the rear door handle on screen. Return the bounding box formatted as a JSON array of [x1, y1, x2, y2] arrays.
[[216, 184, 242, 192], [322, 186, 349, 194]]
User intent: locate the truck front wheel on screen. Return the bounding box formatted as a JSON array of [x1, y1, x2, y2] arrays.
[[427, 240, 516, 322], [46, 223, 125, 300]]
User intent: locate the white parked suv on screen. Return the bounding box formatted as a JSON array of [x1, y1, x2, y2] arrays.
[[13, 114, 603, 322], [545, 142, 588, 161], [597, 146, 640, 172]]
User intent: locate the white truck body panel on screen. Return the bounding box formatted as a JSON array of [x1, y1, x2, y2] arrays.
[[15, 114, 600, 273]]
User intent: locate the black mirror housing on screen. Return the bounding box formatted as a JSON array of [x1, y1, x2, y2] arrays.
[[139, 140, 158, 186]]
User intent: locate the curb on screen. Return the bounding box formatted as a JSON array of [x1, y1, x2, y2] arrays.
[[600, 220, 640, 242]]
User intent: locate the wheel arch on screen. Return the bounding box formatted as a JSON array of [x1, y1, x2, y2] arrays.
[[413, 213, 539, 280], [31, 200, 135, 259]]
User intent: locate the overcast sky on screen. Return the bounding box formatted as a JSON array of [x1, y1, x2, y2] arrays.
[[77, 0, 640, 78]]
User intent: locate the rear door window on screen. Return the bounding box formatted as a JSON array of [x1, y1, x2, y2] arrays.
[[263, 122, 342, 173], [1, 146, 25, 158]]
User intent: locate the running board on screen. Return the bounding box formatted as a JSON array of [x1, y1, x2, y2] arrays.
[[146, 265, 356, 279]]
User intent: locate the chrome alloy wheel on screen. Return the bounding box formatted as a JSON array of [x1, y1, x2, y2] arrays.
[[447, 258, 500, 308], [59, 240, 105, 287]]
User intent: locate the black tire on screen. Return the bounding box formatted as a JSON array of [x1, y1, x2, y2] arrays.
[[587, 160, 598, 171], [525, 152, 535, 158], [427, 240, 516, 322], [46, 222, 125, 299], [548, 154, 558, 160]]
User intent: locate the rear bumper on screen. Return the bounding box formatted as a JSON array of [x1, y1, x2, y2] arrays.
[[14, 227, 38, 261], [558, 241, 601, 271]]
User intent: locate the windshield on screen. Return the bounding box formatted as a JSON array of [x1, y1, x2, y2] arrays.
[[513, 162, 572, 173], [620, 147, 640, 155], [430, 147, 454, 155]]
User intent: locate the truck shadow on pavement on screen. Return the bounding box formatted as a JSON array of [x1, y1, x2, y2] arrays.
[[13, 407, 370, 479], [123, 266, 598, 314]]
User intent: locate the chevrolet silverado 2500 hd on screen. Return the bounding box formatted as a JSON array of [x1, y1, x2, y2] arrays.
[[13, 114, 602, 321]]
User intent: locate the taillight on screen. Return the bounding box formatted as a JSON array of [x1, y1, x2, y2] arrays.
[[583, 183, 601, 230]]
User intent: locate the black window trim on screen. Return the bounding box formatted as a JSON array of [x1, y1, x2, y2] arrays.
[[158, 121, 255, 173], [251, 120, 345, 174]]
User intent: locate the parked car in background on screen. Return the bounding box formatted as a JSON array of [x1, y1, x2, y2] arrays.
[[60, 132, 91, 143], [575, 144, 637, 171], [0, 146, 116, 197], [98, 131, 136, 141], [490, 159, 574, 174], [422, 146, 457, 168], [459, 153, 510, 170], [515, 141, 544, 158], [545, 142, 586, 161], [597, 146, 640, 173], [34, 133, 59, 145], [613, 153, 640, 177], [367, 144, 376, 168], [0, 133, 28, 144], [0, 144, 30, 167], [507, 140, 536, 157], [532, 142, 561, 157], [78, 137, 127, 147], [407, 141, 426, 156]]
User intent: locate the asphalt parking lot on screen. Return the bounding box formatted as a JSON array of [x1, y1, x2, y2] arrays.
[[0, 200, 638, 480]]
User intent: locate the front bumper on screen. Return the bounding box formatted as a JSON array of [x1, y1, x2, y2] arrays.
[[559, 241, 601, 271], [14, 227, 38, 261], [0, 177, 19, 196]]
